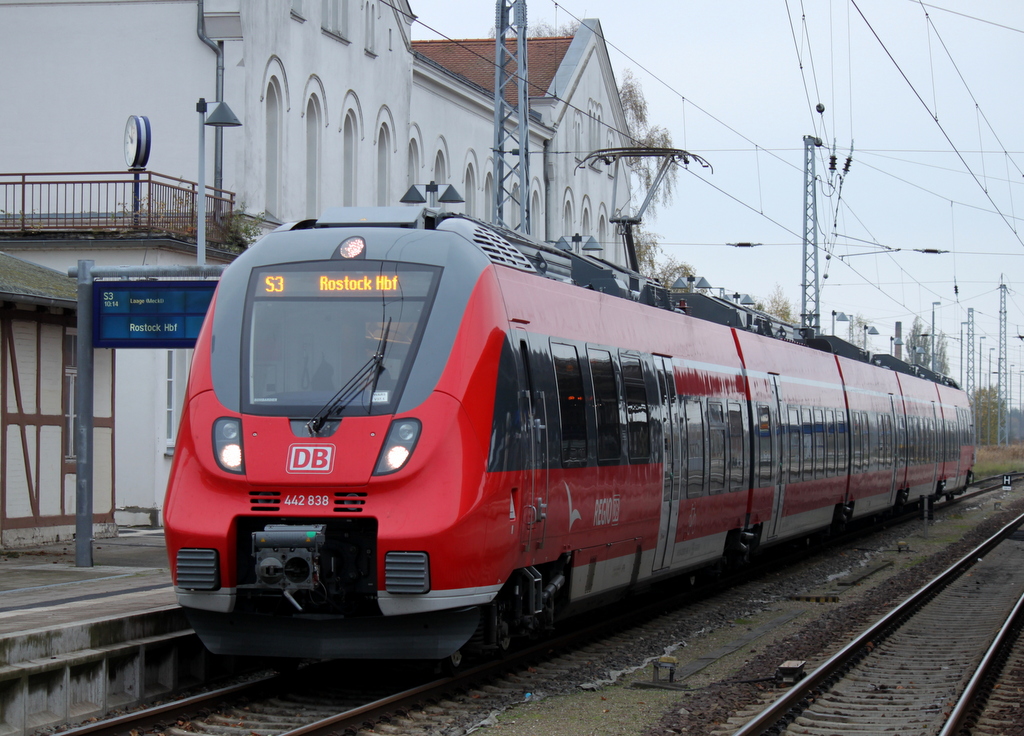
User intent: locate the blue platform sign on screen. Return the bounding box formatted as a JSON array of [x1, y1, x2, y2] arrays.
[[93, 281, 217, 348]]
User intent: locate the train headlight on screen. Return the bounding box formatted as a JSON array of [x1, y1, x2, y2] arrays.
[[338, 236, 366, 258], [213, 417, 245, 474], [374, 418, 421, 475]]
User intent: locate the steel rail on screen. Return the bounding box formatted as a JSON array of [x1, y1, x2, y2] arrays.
[[49, 474, 1020, 736], [51, 672, 285, 736], [939, 582, 1024, 735], [731, 509, 1024, 736]]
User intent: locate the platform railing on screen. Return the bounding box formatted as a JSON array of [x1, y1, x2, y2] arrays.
[[0, 171, 235, 244]]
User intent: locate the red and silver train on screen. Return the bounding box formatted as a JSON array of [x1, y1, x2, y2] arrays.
[[164, 207, 975, 661]]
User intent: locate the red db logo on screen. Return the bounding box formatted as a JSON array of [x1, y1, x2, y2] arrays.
[[287, 444, 335, 473]]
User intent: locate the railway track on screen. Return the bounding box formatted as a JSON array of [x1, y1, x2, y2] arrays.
[[52, 477, 1018, 736], [732, 510, 1024, 736]]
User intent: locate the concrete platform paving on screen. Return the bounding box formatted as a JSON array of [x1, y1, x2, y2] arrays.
[[0, 529, 226, 736], [0, 528, 175, 636]]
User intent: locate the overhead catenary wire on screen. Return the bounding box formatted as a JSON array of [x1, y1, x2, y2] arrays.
[[851, 0, 1024, 249], [398, 0, 1022, 340]]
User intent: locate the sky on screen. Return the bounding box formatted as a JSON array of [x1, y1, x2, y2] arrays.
[[409, 0, 1024, 393]]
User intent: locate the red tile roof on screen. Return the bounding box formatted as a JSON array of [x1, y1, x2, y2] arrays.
[[413, 36, 573, 104]]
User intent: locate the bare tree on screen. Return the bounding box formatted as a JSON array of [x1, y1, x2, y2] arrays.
[[529, 20, 578, 37], [906, 316, 950, 373], [973, 385, 1002, 445], [757, 284, 795, 323], [632, 227, 695, 286], [618, 69, 677, 217]]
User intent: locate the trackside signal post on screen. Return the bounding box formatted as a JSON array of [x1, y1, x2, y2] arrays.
[[70, 261, 224, 566]]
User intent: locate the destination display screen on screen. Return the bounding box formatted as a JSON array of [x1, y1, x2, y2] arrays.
[[255, 268, 434, 299], [93, 281, 217, 348]]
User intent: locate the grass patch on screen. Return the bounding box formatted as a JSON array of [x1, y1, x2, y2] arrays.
[[974, 444, 1024, 479]]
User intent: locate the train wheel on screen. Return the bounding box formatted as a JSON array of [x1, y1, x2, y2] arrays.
[[440, 648, 464, 676], [496, 621, 512, 653]]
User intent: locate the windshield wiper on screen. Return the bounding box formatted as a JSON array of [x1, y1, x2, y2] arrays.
[[305, 317, 393, 436], [367, 317, 392, 401]]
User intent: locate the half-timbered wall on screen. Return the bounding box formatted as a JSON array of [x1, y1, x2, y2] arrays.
[[0, 304, 115, 547]]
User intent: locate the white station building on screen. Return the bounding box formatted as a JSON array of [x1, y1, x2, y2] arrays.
[[0, 0, 635, 541]]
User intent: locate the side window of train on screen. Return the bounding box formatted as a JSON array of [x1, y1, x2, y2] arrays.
[[825, 409, 836, 475], [862, 412, 872, 470], [787, 406, 801, 483], [684, 397, 705, 498], [801, 407, 814, 481], [708, 400, 726, 493], [551, 342, 588, 466], [756, 404, 773, 485], [727, 401, 745, 490], [880, 413, 888, 466], [620, 354, 650, 462], [851, 412, 863, 471], [836, 410, 848, 470], [588, 348, 621, 463], [929, 417, 936, 461], [812, 408, 825, 478], [864, 412, 873, 469]]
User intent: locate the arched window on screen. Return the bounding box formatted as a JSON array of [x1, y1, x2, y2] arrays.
[[407, 138, 420, 189], [265, 77, 283, 219], [365, 0, 376, 53], [484, 172, 494, 223], [376, 124, 390, 206], [582, 206, 591, 236], [464, 164, 476, 217], [598, 214, 608, 251], [562, 198, 573, 237], [305, 96, 321, 219], [343, 111, 357, 207], [322, 0, 348, 36], [433, 149, 447, 185], [573, 113, 583, 160], [510, 183, 521, 230]]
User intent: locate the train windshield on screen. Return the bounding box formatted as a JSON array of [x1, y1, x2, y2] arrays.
[[242, 261, 441, 417]]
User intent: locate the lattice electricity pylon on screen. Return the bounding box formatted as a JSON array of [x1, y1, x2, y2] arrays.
[[492, 0, 530, 233], [999, 282, 1008, 444], [801, 135, 822, 335], [965, 308, 975, 400]]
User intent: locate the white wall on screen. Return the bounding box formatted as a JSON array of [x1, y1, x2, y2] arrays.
[[1, 1, 632, 523]]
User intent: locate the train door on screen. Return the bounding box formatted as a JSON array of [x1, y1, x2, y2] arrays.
[[885, 395, 900, 505], [516, 332, 549, 555], [927, 402, 939, 494], [767, 375, 787, 541], [654, 356, 682, 571]]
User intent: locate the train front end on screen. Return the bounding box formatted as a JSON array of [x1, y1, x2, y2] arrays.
[[163, 208, 512, 660]]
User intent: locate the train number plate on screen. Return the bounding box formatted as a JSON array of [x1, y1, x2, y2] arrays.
[[283, 495, 331, 506]]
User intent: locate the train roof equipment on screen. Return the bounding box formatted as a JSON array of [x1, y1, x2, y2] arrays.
[[275, 206, 959, 391]]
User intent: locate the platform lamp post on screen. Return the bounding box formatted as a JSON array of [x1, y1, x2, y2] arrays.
[[890, 336, 903, 355], [685, 275, 712, 293], [831, 310, 848, 336], [863, 325, 879, 350], [400, 181, 464, 208], [196, 98, 241, 266]]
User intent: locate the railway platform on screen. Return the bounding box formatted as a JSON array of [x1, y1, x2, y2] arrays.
[[0, 528, 225, 736]]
